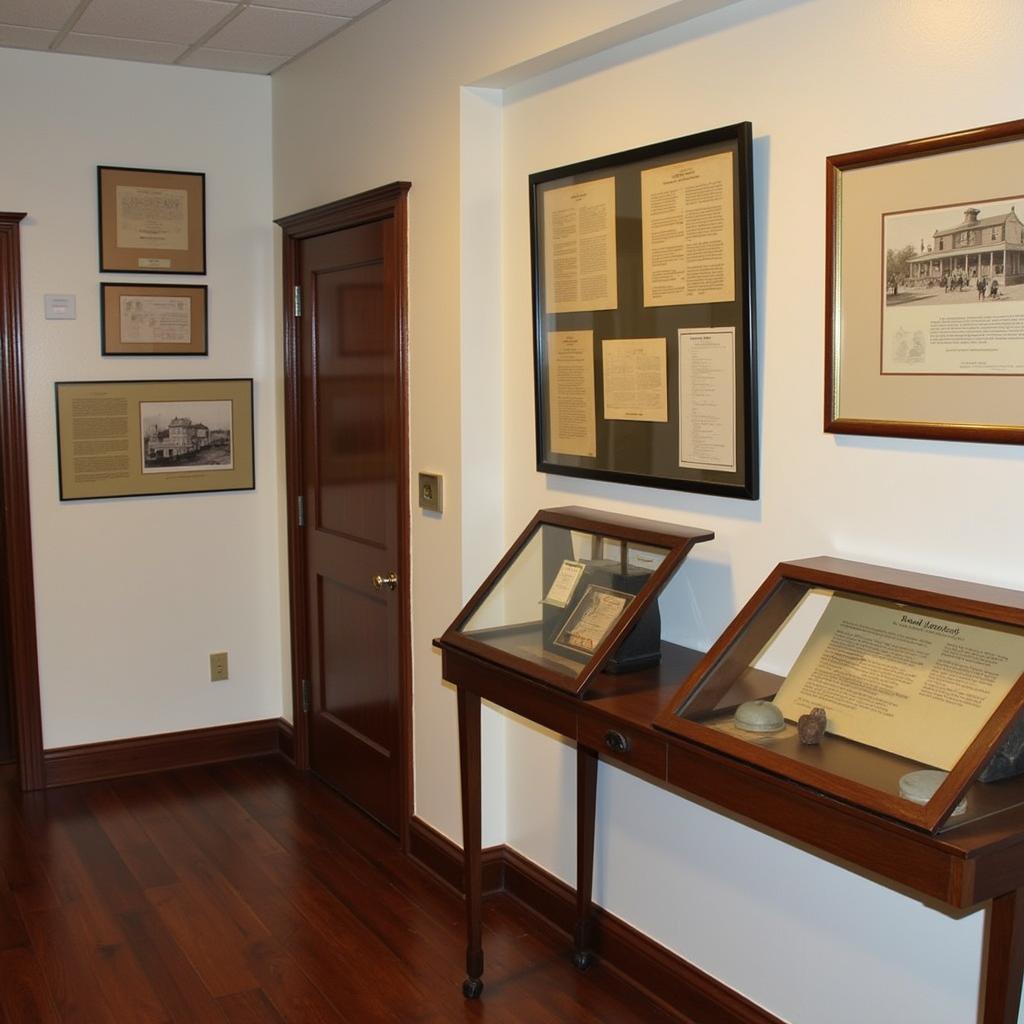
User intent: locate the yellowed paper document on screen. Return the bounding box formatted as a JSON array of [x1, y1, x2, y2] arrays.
[[116, 185, 189, 251], [774, 596, 1024, 770], [120, 296, 192, 345], [555, 585, 631, 655], [678, 327, 736, 472], [543, 560, 586, 609], [548, 330, 597, 457], [602, 338, 668, 422], [543, 177, 618, 314], [642, 152, 735, 307]]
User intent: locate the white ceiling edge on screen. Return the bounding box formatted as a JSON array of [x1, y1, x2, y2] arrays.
[[470, 0, 750, 90]]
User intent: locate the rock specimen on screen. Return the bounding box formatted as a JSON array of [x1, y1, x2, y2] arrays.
[[797, 707, 827, 745]]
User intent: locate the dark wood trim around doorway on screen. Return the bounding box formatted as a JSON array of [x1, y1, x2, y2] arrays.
[[0, 212, 44, 792], [275, 182, 413, 847]]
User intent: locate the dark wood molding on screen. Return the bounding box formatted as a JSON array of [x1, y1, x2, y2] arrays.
[[406, 816, 780, 1024], [44, 717, 289, 788], [275, 182, 413, 849], [277, 717, 295, 762], [0, 212, 44, 792]]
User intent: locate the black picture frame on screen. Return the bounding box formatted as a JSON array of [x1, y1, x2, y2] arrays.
[[530, 122, 758, 499], [98, 165, 207, 275], [55, 378, 254, 501], [100, 282, 208, 356]]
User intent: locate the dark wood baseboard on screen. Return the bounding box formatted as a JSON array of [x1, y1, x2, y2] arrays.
[[44, 717, 291, 788], [277, 718, 295, 762], [407, 816, 781, 1024]]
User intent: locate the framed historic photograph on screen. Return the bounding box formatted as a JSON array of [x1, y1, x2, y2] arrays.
[[100, 283, 208, 356], [530, 122, 758, 499], [98, 166, 206, 274], [55, 378, 253, 500], [826, 118, 1024, 443]]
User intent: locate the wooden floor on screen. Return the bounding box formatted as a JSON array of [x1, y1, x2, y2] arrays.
[[0, 756, 678, 1023]]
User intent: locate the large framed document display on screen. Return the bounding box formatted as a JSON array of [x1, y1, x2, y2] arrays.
[[826, 118, 1024, 444], [655, 557, 1024, 833], [529, 123, 758, 499], [55, 378, 253, 500], [98, 166, 206, 274], [101, 283, 208, 356], [438, 506, 713, 696]]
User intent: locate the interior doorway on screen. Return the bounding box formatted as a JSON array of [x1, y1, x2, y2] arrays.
[[0, 212, 45, 790], [276, 184, 412, 843]]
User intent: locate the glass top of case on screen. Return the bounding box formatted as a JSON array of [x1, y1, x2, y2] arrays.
[[656, 559, 1024, 833], [441, 506, 714, 697]]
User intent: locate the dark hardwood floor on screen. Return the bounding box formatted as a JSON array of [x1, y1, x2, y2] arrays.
[[0, 756, 678, 1023]]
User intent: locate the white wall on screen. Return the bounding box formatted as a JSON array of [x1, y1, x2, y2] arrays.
[[274, 1, 1024, 1021], [0, 49, 280, 748]]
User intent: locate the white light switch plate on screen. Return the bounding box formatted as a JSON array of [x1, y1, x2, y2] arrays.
[[44, 294, 76, 320]]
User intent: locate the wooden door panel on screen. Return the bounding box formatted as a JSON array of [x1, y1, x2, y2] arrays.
[[319, 575, 394, 754]]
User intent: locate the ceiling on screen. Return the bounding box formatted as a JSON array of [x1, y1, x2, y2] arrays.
[[0, 0, 388, 75]]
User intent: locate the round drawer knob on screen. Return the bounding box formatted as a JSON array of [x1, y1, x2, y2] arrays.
[[604, 730, 631, 754]]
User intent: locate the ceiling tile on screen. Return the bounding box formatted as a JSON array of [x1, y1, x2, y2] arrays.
[[0, 0, 80, 30], [179, 46, 286, 74], [59, 32, 187, 63], [206, 5, 346, 56], [0, 23, 58, 49], [75, 0, 236, 44], [250, 0, 380, 16]]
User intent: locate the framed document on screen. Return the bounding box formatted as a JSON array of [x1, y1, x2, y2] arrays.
[[55, 378, 253, 500], [530, 123, 758, 499], [101, 283, 207, 356], [826, 118, 1024, 444], [98, 166, 206, 274]]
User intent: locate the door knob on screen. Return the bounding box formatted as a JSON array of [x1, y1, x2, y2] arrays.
[[372, 572, 398, 591]]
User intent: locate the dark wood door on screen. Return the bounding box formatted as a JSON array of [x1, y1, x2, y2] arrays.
[[298, 213, 404, 834], [0, 494, 12, 766]]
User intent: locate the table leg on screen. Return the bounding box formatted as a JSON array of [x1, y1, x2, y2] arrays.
[[981, 888, 1024, 1024], [574, 744, 598, 970], [457, 688, 484, 998]]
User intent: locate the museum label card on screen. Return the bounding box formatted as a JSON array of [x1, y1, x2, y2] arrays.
[[542, 560, 586, 609], [548, 330, 597, 457], [543, 177, 618, 314], [602, 337, 668, 422], [678, 327, 737, 472], [641, 151, 735, 307], [773, 595, 1024, 770]]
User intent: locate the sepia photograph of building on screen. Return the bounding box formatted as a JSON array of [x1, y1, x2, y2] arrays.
[[141, 400, 233, 473]]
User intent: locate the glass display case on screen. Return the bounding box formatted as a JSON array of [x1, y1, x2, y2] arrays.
[[439, 506, 713, 696], [655, 557, 1024, 832]]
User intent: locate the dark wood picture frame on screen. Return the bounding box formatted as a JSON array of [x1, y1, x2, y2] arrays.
[[825, 118, 1024, 444], [101, 282, 208, 356], [55, 378, 254, 501], [530, 122, 758, 499], [98, 165, 206, 274]]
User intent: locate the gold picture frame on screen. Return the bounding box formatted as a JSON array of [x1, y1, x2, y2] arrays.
[[826, 118, 1024, 443], [56, 378, 253, 500], [98, 165, 206, 274], [101, 283, 208, 356]]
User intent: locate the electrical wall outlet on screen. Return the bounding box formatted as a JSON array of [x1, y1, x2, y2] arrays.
[[210, 651, 229, 682]]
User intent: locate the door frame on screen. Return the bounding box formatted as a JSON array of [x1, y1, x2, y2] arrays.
[[275, 182, 413, 847], [0, 212, 45, 790]]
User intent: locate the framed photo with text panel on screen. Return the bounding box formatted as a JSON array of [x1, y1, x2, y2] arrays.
[[826, 118, 1024, 444]]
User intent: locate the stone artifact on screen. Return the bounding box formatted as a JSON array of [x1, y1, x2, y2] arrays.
[[898, 769, 967, 816], [734, 699, 785, 733], [797, 707, 827, 745]]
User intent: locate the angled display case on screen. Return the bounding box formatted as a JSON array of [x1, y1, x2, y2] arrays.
[[655, 557, 1024, 833], [439, 506, 714, 696]]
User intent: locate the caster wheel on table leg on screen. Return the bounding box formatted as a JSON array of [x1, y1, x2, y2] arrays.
[[573, 951, 595, 971], [462, 977, 484, 999]]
